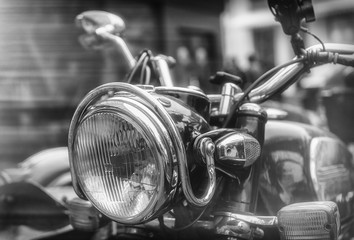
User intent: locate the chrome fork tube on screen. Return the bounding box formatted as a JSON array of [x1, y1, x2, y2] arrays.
[[214, 104, 267, 239], [215, 103, 267, 212]]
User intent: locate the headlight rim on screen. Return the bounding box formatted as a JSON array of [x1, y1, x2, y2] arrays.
[[68, 83, 183, 224], [74, 107, 166, 223]]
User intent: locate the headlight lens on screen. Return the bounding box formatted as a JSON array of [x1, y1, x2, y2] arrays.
[[75, 111, 160, 221], [69, 83, 182, 224]]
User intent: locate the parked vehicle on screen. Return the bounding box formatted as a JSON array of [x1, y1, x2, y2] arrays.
[[1, 1, 354, 240]]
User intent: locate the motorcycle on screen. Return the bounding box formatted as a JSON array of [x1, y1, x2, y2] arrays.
[[1, 0, 354, 239]]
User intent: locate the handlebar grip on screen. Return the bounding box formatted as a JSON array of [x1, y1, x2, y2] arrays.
[[210, 71, 243, 86], [315, 51, 354, 67], [337, 55, 354, 67]]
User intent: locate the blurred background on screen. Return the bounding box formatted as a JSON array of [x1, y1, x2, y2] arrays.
[[0, 0, 353, 169]]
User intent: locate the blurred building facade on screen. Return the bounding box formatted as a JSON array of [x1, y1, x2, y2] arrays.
[[0, 0, 225, 167], [222, 0, 354, 77]]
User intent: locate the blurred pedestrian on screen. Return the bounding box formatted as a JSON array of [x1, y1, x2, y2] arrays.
[[244, 54, 262, 89], [222, 57, 247, 88]]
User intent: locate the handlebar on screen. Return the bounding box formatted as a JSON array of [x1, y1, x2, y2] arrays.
[[102, 34, 175, 87], [76, 11, 177, 87], [76, 11, 354, 107], [247, 43, 354, 103]]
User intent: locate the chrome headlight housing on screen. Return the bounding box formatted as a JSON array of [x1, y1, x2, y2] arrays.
[[68, 83, 187, 224]]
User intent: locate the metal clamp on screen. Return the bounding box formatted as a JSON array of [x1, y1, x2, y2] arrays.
[[214, 211, 278, 239]]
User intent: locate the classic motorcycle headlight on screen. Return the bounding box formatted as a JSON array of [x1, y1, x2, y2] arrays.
[[68, 83, 186, 224], [75, 110, 163, 222]]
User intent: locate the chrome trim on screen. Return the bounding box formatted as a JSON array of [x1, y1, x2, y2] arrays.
[[215, 218, 265, 239], [207, 94, 222, 103], [219, 83, 242, 115], [238, 102, 267, 116], [155, 86, 209, 100], [214, 212, 275, 238], [214, 211, 278, 226], [154, 86, 211, 127], [248, 43, 354, 103], [152, 55, 174, 87], [265, 107, 288, 119], [143, 216, 215, 231], [194, 137, 216, 206]]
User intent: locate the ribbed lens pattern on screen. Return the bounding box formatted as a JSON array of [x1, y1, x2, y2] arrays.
[[74, 112, 158, 219], [244, 135, 261, 162], [279, 211, 330, 240]]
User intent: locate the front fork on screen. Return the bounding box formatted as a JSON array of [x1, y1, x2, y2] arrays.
[[214, 103, 268, 239]]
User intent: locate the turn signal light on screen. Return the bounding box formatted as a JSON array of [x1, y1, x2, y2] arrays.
[[277, 201, 340, 240], [215, 132, 261, 167]]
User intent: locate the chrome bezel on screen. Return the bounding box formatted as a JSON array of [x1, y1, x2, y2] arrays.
[[68, 83, 183, 224], [154, 86, 209, 100], [154, 86, 211, 120], [74, 107, 167, 224]]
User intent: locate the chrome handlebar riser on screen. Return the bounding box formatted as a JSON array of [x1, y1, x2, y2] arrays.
[[219, 83, 242, 115], [152, 55, 175, 87]]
